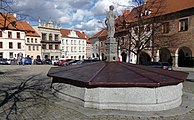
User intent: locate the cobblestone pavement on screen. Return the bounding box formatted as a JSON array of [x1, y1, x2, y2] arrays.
[[0, 65, 194, 120]]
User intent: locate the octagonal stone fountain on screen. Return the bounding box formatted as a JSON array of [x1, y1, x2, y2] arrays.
[[47, 61, 188, 111], [47, 5, 188, 112]]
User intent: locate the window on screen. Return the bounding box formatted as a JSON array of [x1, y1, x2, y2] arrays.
[[35, 38, 37, 43], [9, 52, 13, 58], [55, 34, 59, 41], [101, 42, 103, 47], [9, 42, 13, 49], [17, 32, 20, 39], [33, 46, 35, 51], [42, 44, 46, 49], [66, 47, 68, 52], [83, 47, 85, 52], [74, 40, 76, 45], [31, 38, 33, 43], [36, 46, 39, 51], [27, 38, 30, 42], [0, 42, 2, 48], [28, 46, 31, 51], [162, 22, 169, 33], [17, 42, 21, 49], [0, 31, 2, 37], [49, 33, 52, 41], [42, 33, 47, 40], [66, 40, 68, 45], [49, 44, 52, 49], [179, 18, 188, 31], [55, 45, 59, 50], [71, 40, 73, 45], [0, 52, 3, 58], [8, 31, 12, 38]]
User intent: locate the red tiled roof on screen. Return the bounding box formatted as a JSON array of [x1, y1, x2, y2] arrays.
[[60, 29, 88, 39], [90, 29, 107, 40], [125, 0, 194, 23], [19, 21, 40, 37], [0, 13, 25, 30]]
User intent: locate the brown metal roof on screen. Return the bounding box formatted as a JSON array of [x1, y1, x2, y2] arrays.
[[47, 62, 188, 88]]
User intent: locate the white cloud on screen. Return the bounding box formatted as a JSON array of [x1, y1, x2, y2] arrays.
[[92, 0, 131, 16], [10, 0, 132, 36], [72, 9, 93, 21]]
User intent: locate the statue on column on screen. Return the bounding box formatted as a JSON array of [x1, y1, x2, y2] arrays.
[[105, 5, 117, 38]]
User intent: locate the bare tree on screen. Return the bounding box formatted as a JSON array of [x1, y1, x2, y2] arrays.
[[116, 0, 164, 64], [0, 0, 28, 30]]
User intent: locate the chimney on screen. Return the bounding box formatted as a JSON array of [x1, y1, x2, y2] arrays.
[[13, 13, 16, 18]]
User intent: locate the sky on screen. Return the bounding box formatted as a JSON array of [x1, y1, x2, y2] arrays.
[[9, 0, 134, 36]]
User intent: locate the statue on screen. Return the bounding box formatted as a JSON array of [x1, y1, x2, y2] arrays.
[[105, 5, 117, 38]]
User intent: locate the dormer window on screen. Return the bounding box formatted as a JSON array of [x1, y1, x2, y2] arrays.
[[141, 9, 151, 16]]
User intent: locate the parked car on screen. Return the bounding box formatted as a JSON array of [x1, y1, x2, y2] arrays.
[[144, 62, 172, 70], [66, 60, 80, 66], [0, 58, 10, 65], [52, 59, 59, 65], [43, 59, 52, 65], [58, 59, 72, 66], [19, 57, 32, 65], [34, 59, 43, 65], [71, 60, 84, 65]]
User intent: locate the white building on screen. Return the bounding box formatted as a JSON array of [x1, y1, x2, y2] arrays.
[[60, 29, 87, 60], [0, 14, 26, 59]]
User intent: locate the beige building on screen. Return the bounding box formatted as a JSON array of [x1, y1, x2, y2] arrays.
[[33, 19, 61, 60], [21, 22, 41, 60]]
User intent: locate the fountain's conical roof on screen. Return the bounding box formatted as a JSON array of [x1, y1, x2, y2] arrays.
[[47, 61, 188, 88]]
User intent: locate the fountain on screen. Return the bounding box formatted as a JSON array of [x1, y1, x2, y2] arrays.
[[47, 5, 188, 111]]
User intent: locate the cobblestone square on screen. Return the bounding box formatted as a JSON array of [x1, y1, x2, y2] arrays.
[[0, 65, 194, 120]]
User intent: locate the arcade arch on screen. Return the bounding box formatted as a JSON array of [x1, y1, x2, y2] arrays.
[[177, 47, 192, 67], [139, 52, 151, 64], [159, 48, 172, 65]]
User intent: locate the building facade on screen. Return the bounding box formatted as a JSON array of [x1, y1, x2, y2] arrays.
[[20, 22, 41, 60], [0, 14, 26, 59], [60, 29, 87, 60], [111, 0, 194, 67], [0, 30, 25, 59], [33, 19, 61, 60]]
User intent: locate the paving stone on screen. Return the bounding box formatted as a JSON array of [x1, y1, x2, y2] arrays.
[[0, 65, 194, 120]]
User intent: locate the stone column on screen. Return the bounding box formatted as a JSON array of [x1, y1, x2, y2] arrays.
[[104, 37, 118, 62], [174, 53, 178, 67], [155, 50, 160, 62]]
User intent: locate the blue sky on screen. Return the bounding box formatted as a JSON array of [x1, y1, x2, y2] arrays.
[[9, 0, 133, 36]]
